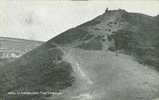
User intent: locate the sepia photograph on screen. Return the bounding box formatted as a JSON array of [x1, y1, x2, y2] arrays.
[[0, 0, 159, 100]]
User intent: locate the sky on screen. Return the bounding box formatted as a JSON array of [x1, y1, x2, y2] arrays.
[[0, 0, 159, 41]]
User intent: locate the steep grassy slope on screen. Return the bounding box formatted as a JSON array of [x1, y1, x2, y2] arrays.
[[1, 9, 159, 100], [49, 49, 159, 100], [0, 43, 74, 100], [51, 9, 159, 70]]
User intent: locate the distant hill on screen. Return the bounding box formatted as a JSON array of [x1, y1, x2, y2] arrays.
[[0, 37, 43, 65], [1, 9, 159, 100]]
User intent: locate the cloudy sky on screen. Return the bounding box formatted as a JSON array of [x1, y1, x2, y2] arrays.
[[0, 0, 159, 41]]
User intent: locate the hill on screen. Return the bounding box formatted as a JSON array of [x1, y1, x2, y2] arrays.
[[0, 37, 43, 65], [52, 9, 159, 70], [1, 9, 159, 100]]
